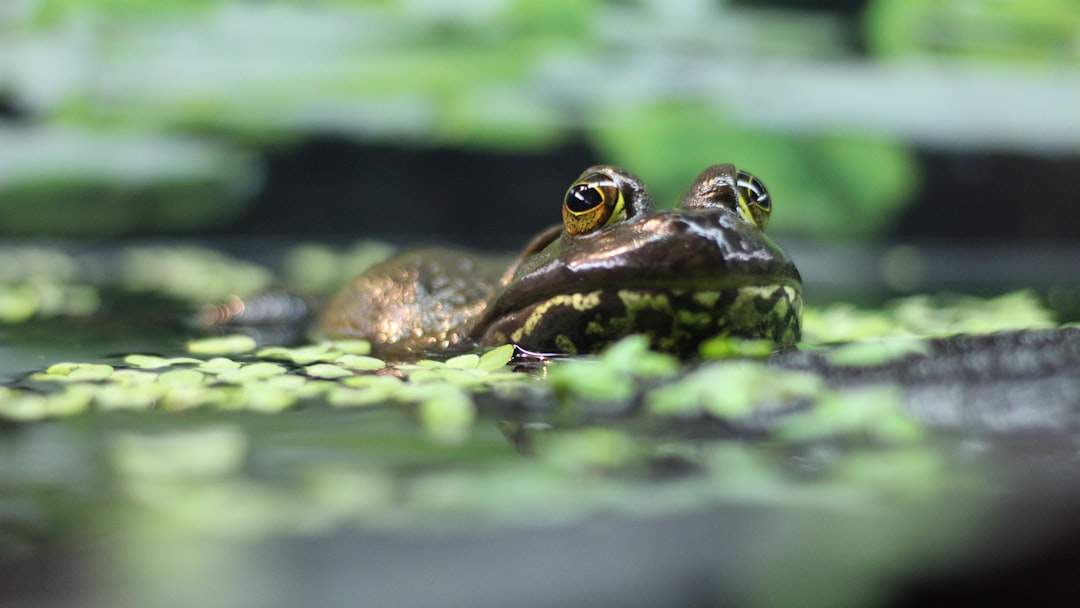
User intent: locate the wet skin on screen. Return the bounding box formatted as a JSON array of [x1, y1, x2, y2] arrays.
[[314, 164, 802, 358]]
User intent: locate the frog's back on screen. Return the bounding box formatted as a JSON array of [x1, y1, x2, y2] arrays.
[[314, 247, 510, 358]]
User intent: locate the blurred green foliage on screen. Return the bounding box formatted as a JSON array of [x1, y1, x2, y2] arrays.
[[591, 103, 918, 235], [0, 0, 1077, 237], [866, 0, 1080, 63]]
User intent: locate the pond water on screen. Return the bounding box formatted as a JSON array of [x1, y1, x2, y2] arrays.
[[2, 241, 1080, 608]]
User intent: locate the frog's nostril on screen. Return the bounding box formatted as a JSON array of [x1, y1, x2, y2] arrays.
[[669, 220, 690, 234]]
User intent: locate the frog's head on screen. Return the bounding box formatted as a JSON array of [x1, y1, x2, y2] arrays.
[[469, 164, 803, 355]]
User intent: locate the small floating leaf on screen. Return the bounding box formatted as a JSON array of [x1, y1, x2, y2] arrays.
[[774, 386, 924, 444], [108, 427, 248, 480], [257, 344, 341, 365], [198, 357, 243, 373], [601, 335, 679, 378], [0, 393, 48, 421], [95, 384, 166, 411], [241, 384, 297, 413], [111, 369, 159, 385], [38, 362, 115, 382], [341, 375, 404, 390], [295, 380, 339, 399], [477, 344, 515, 371], [417, 384, 476, 444], [536, 428, 642, 473], [69, 364, 116, 381], [158, 369, 207, 386], [264, 374, 308, 390], [123, 354, 169, 369], [646, 362, 822, 419], [334, 354, 385, 371], [432, 367, 487, 387], [324, 339, 372, 355], [162, 357, 204, 366], [0, 284, 40, 323], [407, 369, 443, 384], [445, 354, 480, 369], [187, 334, 258, 355], [216, 363, 289, 384], [549, 361, 634, 402], [826, 337, 931, 367], [327, 386, 394, 408], [47, 385, 95, 416], [305, 364, 352, 379], [699, 337, 777, 360]]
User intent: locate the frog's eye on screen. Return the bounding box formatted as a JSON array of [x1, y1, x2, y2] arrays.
[[562, 172, 626, 236], [735, 170, 771, 230]]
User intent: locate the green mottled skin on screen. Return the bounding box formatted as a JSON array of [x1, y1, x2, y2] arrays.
[[315, 166, 802, 358]]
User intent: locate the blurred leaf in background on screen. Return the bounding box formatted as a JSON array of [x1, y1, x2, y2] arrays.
[[866, 0, 1080, 63], [0, 126, 258, 235], [590, 103, 918, 237], [0, 0, 1077, 238]]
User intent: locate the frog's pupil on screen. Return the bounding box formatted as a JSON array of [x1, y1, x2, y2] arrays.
[[567, 184, 604, 212]]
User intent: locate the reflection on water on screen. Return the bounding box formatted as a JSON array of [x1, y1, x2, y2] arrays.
[[2, 379, 997, 608]]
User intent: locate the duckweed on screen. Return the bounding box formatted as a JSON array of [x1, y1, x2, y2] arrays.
[[216, 363, 290, 384], [826, 337, 932, 367], [802, 289, 1056, 344], [46, 385, 96, 416], [406, 369, 445, 384], [32, 362, 115, 382], [123, 354, 169, 369], [549, 335, 680, 403], [0, 287, 1059, 461], [439, 367, 496, 388], [416, 384, 476, 445], [198, 358, 243, 373], [187, 335, 258, 355], [341, 375, 404, 390], [0, 284, 41, 323], [240, 384, 298, 413], [600, 335, 680, 378], [281, 241, 395, 295], [108, 427, 248, 480], [111, 369, 160, 385], [95, 384, 166, 411], [0, 393, 49, 421], [305, 364, 353, 379], [477, 344, 516, 371], [646, 362, 823, 419], [699, 336, 777, 360], [158, 369, 208, 386], [774, 386, 924, 445], [295, 380, 340, 399], [324, 339, 373, 355], [0, 281, 100, 323], [264, 374, 308, 390], [549, 361, 635, 403], [121, 247, 273, 304], [327, 386, 396, 408], [257, 344, 344, 365], [445, 353, 481, 369], [536, 428, 642, 474], [334, 354, 385, 371]]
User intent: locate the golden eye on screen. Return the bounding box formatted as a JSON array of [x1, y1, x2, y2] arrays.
[[735, 170, 771, 230], [562, 172, 626, 236]]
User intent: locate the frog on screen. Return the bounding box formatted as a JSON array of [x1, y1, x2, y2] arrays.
[[313, 164, 802, 358]]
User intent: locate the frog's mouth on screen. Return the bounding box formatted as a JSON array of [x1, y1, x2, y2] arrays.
[[471, 208, 802, 353], [470, 282, 802, 355]]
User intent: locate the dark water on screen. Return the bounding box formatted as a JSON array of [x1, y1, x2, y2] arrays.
[[3, 248, 1080, 608]]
